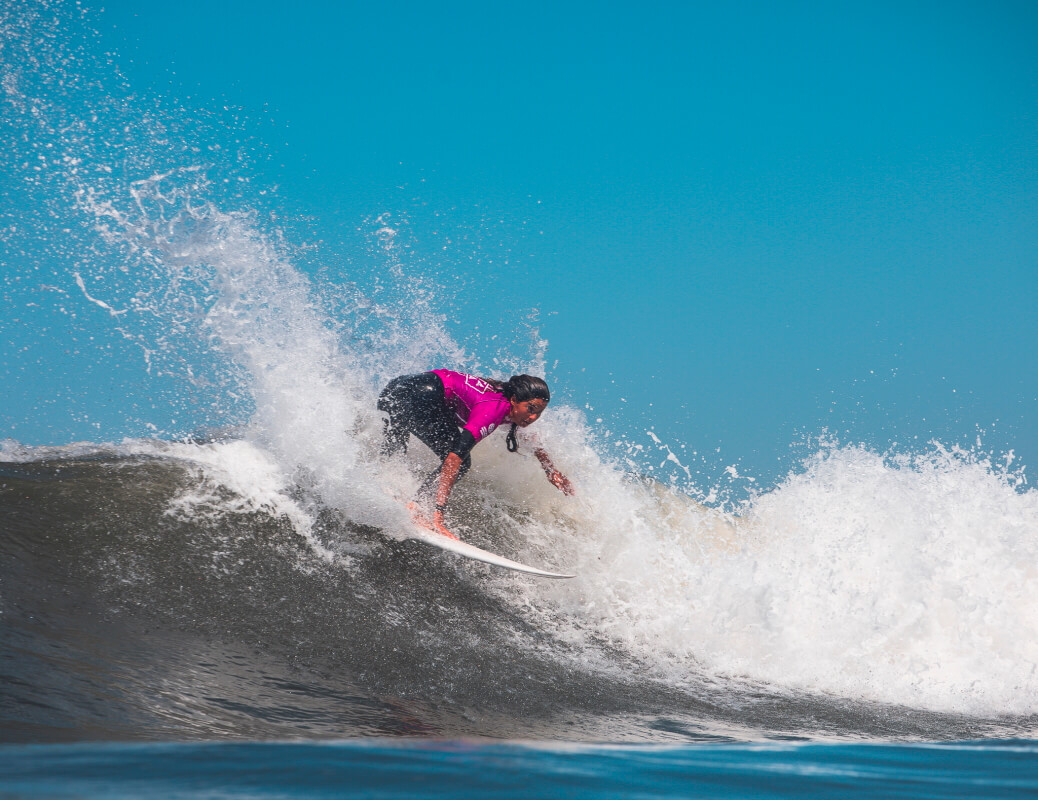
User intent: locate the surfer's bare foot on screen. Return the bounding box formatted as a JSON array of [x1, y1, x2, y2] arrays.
[[406, 501, 429, 525]]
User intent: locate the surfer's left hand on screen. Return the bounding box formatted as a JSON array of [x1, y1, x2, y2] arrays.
[[533, 447, 574, 496], [547, 469, 575, 496]]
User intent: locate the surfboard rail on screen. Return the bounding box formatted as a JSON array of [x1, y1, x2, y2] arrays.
[[406, 525, 575, 579]]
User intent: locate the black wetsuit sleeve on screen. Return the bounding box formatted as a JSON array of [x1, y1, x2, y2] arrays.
[[449, 429, 477, 459]]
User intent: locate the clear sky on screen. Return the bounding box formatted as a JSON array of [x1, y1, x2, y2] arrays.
[[3, 0, 1037, 488]]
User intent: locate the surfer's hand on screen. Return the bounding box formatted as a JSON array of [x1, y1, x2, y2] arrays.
[[409, 502, 460, 541], [533, 447, 574, 496], [431, 510, 460, 541], [547, 469, 575, 496]]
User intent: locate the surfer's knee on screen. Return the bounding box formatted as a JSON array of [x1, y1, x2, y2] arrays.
[[377, 375, 407, 413], [379, 416, 407, 457]]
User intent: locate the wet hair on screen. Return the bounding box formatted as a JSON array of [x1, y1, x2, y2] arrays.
[[484, 374, 550, 452]]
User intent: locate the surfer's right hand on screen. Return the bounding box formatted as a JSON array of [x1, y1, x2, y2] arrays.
[[431, 510, 460, 541], [409, 501, 460, 541]]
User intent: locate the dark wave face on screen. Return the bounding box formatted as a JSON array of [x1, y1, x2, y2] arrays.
[[3, 450, 1033, 745], [4, 0, 1037, 750]]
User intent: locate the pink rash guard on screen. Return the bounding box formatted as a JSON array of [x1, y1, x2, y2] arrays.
[[430, 369, 512, 444]]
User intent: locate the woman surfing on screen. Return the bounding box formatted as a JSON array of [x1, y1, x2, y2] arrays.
[[378, 370, 574, 540]]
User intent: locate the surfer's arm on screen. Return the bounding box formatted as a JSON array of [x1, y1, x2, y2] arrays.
[[534, 448, 575, 496], [433, 452, 464, 527], [429, 429, 478, 535]]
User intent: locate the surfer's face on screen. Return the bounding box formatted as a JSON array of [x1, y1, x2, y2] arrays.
[[508, 398, 547, 427]]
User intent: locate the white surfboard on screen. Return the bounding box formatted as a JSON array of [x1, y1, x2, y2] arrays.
[[407, 524, 575, 579]]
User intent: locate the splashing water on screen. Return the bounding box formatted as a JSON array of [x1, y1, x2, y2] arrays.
[[534, 440, 1037, 716]]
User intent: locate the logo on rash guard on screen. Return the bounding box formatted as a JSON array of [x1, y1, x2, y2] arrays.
[[480, 423, 497, 438], [464, 375, 494, 394]]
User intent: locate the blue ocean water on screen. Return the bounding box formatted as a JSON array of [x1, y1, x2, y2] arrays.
[[2, 739, 1037, 799]]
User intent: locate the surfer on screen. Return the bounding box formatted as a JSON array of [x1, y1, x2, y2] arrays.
[[378, 370, 574, 539]]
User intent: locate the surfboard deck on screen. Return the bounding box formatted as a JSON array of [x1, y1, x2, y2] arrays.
[[407, 524, 575, 579]]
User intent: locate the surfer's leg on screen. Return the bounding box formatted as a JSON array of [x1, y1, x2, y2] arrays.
[[412, 401, 473, 503], [376, 379, 410, 456], [378, 373, 472, 504], [377, 373, 444, 457]]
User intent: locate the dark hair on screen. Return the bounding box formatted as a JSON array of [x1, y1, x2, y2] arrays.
[[484, 374, 550, 452]]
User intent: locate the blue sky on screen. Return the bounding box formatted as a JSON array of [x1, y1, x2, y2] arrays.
[[4, 0, 1036, 487]]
